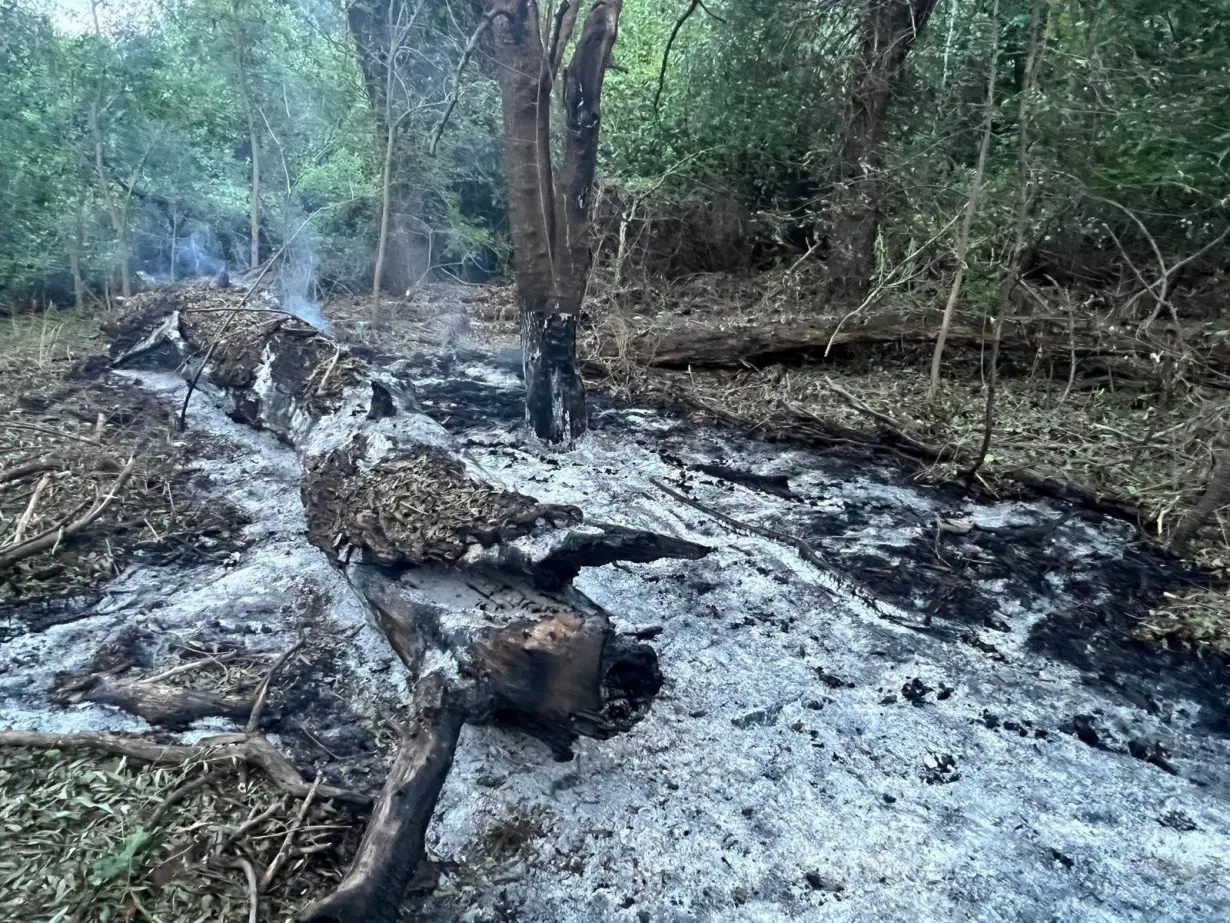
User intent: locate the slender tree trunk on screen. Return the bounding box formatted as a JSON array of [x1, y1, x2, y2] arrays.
[[970, 0, 1048, 474], [231, 0, 261, 270], [373, 122, 397, 297], [86, 0, 129, 297], [827, 0, 937, 303], [928, 0, 1001, 401], [69, 195, 86, 309], [372, 0, 402, 299], [351, 0, 429, 299], [248, 116, 261, 269], [89, 102, 131, 298], [1004, 0, 1047, 289], [169, 202, 179, 283]]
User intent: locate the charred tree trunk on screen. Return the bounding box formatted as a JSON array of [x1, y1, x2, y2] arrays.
[[486, 0, 623, 443], [109, 284, 706, 921], [827, 0, 937, 304]]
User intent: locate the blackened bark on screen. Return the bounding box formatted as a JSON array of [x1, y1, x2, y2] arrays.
[[521, 308, 586, 442], [827, 0, 937, 303]]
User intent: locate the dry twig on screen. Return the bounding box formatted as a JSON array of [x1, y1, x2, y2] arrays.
[[262, 770, 324, 890], [247, 638, 305, 733]]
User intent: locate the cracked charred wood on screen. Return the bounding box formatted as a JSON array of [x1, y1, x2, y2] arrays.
[[297, 675, 465, 923], [106, 282, 408, 447], [353, 564, 662, 760]]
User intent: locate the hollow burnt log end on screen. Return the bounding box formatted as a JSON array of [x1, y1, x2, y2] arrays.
[[469, 609, 662, 759], [349, 565, 662, 760]]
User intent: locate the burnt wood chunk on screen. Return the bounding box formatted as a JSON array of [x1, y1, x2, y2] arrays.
[[78, 676, 253, 730]]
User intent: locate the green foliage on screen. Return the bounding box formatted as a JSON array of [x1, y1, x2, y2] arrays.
[[88, 827, 155, 887], [0, 0, 378, 297], [600, 0, 1230, 285], [3, 0, 1228, 301]]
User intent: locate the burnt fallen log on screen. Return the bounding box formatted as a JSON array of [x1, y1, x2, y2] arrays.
[[616, 311, 1230, 391], [107, 282, 706, 921], [75, 675, 253, 730]]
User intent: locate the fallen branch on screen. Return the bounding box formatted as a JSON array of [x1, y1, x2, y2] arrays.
[[0, 730, 369, 807], [9, 472, 52, 546], [148, 768, 228, 828], [650, 477, 909, 622], [248, 639, 305, 733], [297, 676, 464, 923], [78, 675, 252, 730], [819, 376, 948, 461], [0, 420, 105, 446], [650, 477, 833, 579], [262, 770, 323, 890], [0, 458, 60, 485], [227, 856, 260, 923], [1005, 468, 1149, 528]]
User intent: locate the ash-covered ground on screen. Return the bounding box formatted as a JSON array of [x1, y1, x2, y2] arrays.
[[3, 328, 1229, 923]]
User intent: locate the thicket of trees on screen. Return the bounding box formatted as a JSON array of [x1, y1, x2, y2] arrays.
[[3, 0, 1227, 320]]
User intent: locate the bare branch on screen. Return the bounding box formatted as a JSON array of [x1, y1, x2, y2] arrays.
[[653, 0, 699, 115], [651, 0, 725, 114], [429, 11, 504, 155]]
